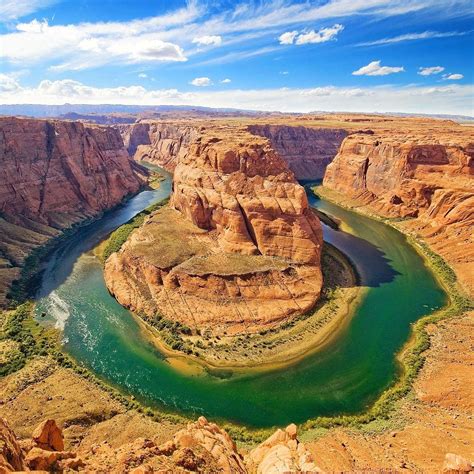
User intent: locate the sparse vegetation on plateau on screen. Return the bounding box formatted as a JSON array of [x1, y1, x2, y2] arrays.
[[101, 197, 169, 262]]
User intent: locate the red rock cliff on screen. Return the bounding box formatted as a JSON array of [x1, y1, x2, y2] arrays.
[[0, 117, 145, 306], [121, 121, 347, 180], [248, 124, 347, 179], [105, 125, 323, 335], [120, 122, 200, 171], [324, 127, 474, 294]]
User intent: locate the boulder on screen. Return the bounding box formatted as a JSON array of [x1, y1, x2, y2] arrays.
[[32, 419, 64, 451]]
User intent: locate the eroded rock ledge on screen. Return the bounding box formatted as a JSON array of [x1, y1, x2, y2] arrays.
[[0, 117, 145, 306], [1, 416, 326, 473], [105, 126, 323, 336], [119, 120, 348, 180], [323, 127, 474, 295]]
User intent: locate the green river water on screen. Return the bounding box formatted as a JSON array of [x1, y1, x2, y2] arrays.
[[34, 169, 447, 428]]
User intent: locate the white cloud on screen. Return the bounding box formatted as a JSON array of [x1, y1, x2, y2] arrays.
[[192, 35, 222, 47], [279, 24, 343, 45], [418, 66, 445, 76], [352, 60, 404, 76], [0, 3, 197, 70], [279, 31, 298, 45], [138, 73, 148, 78], [1, 19, 188, 71], [295, 24, 344, 45], [357, 30, 471, 46], [0, 74, 22, 92], [1, 0, 472, 71], [190, 77, 212, 87], [221, 78, 232, 83], [1, 78, 472, 116], [0, 0, 58, 20], [280, 71, 289, 75], [443, 73, 464, 80]]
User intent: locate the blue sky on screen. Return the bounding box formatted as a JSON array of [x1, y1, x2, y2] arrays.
[[0, 0, 473, 114]]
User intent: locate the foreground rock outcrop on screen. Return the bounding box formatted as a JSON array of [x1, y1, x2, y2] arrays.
[[105, 125, 323, 335], [0, 415, 327, 473], [0, 117, 145, 306], [324, 125, 474, 295]]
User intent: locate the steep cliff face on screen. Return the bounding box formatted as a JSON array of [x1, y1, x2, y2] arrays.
[[324, 130, 474, 294], [0, 117, 145, 306], [105, 126, 323, 335], [120, 122, 200, 171], [248, 124, 348, 179], [120, 121, 347, 179]]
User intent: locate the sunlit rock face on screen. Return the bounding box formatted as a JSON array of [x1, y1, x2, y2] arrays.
[[0, 117, 145, 306], [324, 126, 474, 294], [105, 125, 323, 335]]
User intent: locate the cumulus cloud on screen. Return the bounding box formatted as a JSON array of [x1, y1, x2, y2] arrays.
[[138, 73, 148, 78], [192, 35, 222, 47], [279, 31, 298, 45], [279, 25, 343, 45], [352, 60, 404, 76], [221, 78, 231, 83], [190, 77, 212, 87], [296, 24, 344, 45], [1, 78, 472, 116], [418, 66, 445, 76], [443, 73, 464, 80], [1, 19, 188, 71], [0, 73, 22, 92]]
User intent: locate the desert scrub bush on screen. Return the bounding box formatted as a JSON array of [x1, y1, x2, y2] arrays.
[[0, 303, 59, 376], [102, 197, 169, 262]]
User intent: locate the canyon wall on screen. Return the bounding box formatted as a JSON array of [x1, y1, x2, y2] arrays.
[[324, 129, 474, 294], [119, 122, 200, 171], [0, 117, 145, 306], [121, 121, 347, 180], [105, 125, 323, 335], [248, 124, 347, 179]]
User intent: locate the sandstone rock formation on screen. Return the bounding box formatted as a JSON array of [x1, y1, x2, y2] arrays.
[[324, 126, 474, 295], [0, 117, 145, 306], [248, 124, 347, 179], [443, 453, 474, 473], [105, 126, 323, 335], [0, 416, 324, 473], [32, 419, 64, 452], [120, 122, 200, 171], [120, 121, 348, 180], [0, 417, 25, 472], [0, 417, 83, 472], [247, 423, 322, 473]]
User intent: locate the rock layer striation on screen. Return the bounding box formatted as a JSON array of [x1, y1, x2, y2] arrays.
[[105, 126, 323, 335], [120, 122, 200, 171], [0, 117, 145, 306], [323, 125, 474, 294], [248, 124, 347, 179]]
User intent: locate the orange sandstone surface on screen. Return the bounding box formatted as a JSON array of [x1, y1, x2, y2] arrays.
[[323, 123, 474, 295], [105, 125, 323, 335], [0, 117, 145, 306]]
